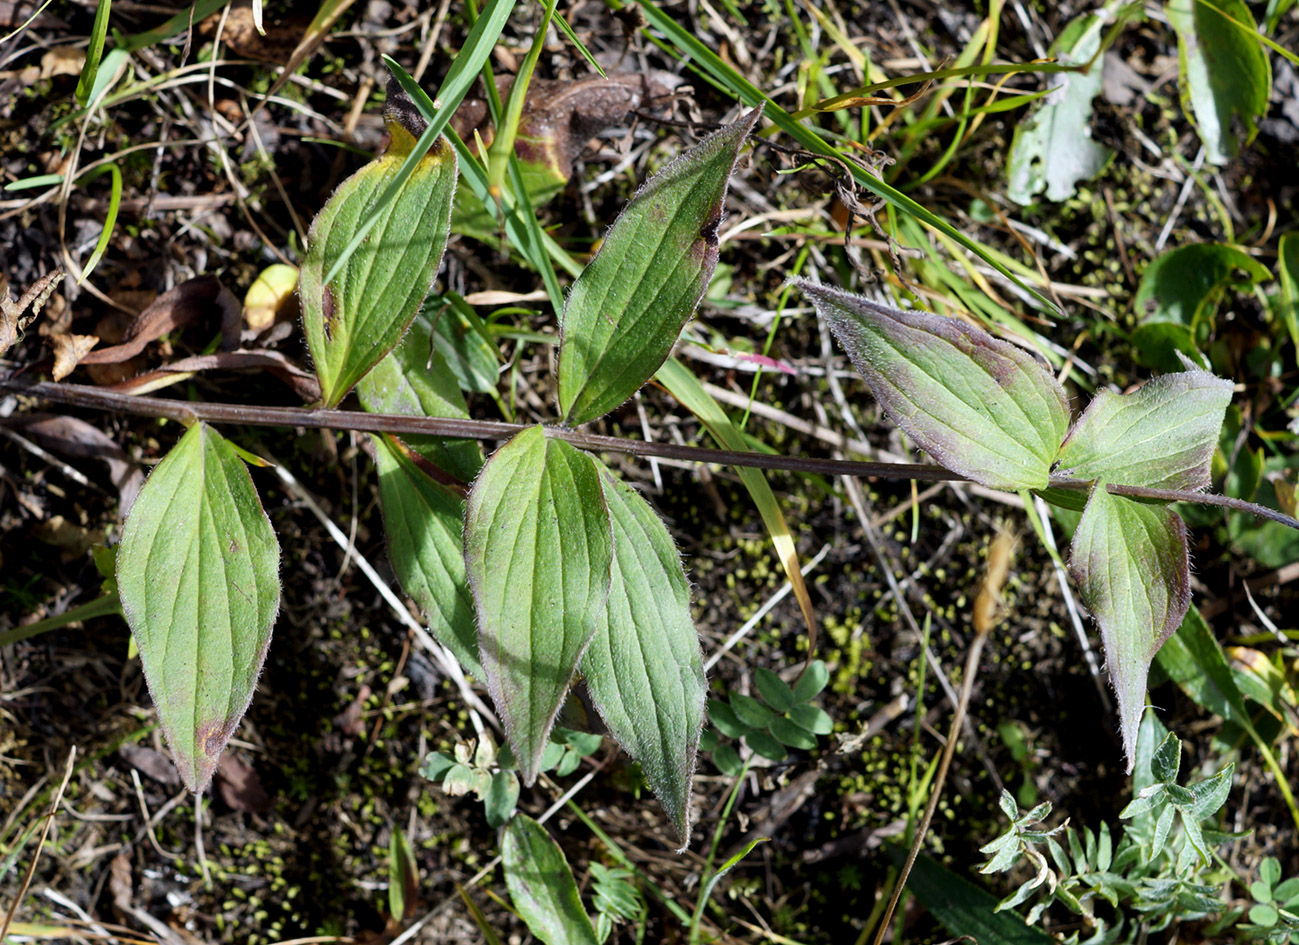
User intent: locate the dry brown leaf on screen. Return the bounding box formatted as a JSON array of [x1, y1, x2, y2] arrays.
[[0, 269, 65, 356], [49, 332, 99, 380], [79, 276, 239, 368], [108, 851, 134, 914], [33, 514, 104, 559], [2, 413, 145, 513], [119, 744, 182, 787], [334, 684, 371, 738], [200, 1, 310, 63], [215, 754, 271, 813], [40, 46, 84, 78]]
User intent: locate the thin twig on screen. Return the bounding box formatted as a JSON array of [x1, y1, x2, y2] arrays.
[[7, 378, 1297, 531]]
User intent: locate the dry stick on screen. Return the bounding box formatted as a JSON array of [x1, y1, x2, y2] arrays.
[[7, 378, 1298, 532], [0, 747, 76, 943], [870, 530, 1016, 945]]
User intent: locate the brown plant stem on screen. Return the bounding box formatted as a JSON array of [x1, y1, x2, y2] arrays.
[[6, 376, 1298, 531]]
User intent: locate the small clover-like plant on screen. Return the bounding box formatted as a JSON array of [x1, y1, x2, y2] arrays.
[[795, 280, 1234, 771], [420, 727, 602, 827], [700, 660, 833, 776], [1242, 857, 1299, 943]]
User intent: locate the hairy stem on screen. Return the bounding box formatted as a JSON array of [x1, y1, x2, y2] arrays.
[[6, 377, 1297, 531]]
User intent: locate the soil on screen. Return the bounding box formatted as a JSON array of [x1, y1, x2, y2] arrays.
[[1, 1, 1297, 943]]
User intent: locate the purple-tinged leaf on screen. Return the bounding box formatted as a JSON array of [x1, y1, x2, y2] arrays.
[[557, 107, 762, 426], [1055, 369, 1233, 491], [1069, 483, 1191, 771], [464, 426, 612, 785], [796, 281, 1070, 491]]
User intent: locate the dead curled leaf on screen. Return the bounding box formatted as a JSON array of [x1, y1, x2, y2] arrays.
[[79, 276, 242, 368], [451, 73, 674, 183], [1, 413, 145, 513], [50, 332, 99, 380], [107, 350, 321, 402], [215, 753, 271, 813], [0, 268, 65, 357]]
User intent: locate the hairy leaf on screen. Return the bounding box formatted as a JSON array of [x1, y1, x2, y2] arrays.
[[357, 309, 483, 483], [1055, 370, 1233, 490], [581, 462, 705, 846], [300, 94, 457, 407], [797, 281, 1070, 490], [372, 434, 480, 677], [1006, 9, 1113, 203], [1279, 234, 1299, 368], [1166, 0, 1271, 165], [1069, 484, 1190, 771], [502, 813, 599, 945], [464, 426, 612, 784], [557, 107, 761, 425], [117, 423, 280, 791]]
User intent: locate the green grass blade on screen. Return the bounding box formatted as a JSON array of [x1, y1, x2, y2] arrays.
[[625, 0, 1057, 313], [321, 0, 518, 286], [78, 162, 121, 284], [74, 0, 112, 107], [387, 58, 582, 283], [656, 358, 820, 652], [1157, 608, 1299, 831]]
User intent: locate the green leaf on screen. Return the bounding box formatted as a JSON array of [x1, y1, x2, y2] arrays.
[[1186, 764, 1234, 819], [712, 743, 744, 776], [1006, 9, 1113, 204], [464, 427, 613, 784], [792, 659, 829, 703], [1150, 732, 1182, 784], [893, 848, 1056, 945], [788, 703, 833, 736], [388, 826, 418, 921], [420, 751, 456, 782], [730, 693, 774, 729], [433, 298, 502, 394], [502, 813, 600, 945], [1135, 243, 1270, 330], [1250, 903, 1281, 927], [1166, 0, 1271, 165], [754, 668, 795, 713], [1279, 234, 1299, 368], [745, 729, 787, 761], [796, 281, 1070, 491], [1055, 370, 1233, 490], [580, 464, 705, 847], [299, 96, 457, 407], [372, 434, 480, 678], [485, 770, 520, 828], [557, 107, 761, 425], [769, 717, 817, 750], [117, 424, 280, 791], [707, 699, 751, 739], [357, 310, 482, 483], [1069, 484, 1190, 771]]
